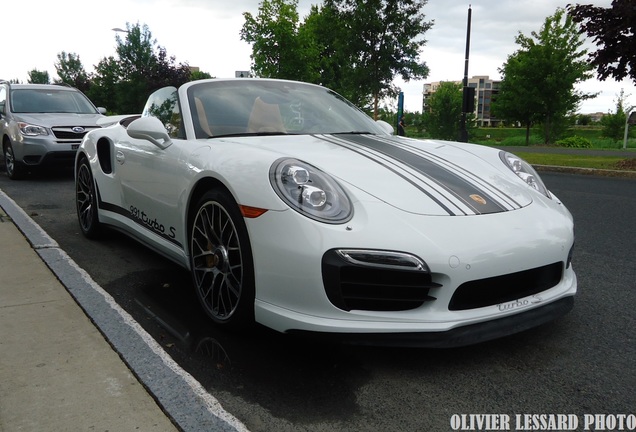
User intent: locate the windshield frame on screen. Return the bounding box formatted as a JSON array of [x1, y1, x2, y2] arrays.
[[185, 79, 386, 139], [10, 88, 98, 114]]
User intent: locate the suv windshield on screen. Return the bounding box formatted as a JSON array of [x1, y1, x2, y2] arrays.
[[11, 89, 97, 114]]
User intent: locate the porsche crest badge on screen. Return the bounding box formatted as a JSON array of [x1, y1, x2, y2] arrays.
[[469, 194, 487, 205]]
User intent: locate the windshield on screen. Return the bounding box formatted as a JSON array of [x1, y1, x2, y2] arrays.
[[11, 88, 98, 114], [187, 80, 385, 139]]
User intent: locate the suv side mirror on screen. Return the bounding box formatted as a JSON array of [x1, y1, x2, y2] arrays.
[[127, 116, 173, 149]]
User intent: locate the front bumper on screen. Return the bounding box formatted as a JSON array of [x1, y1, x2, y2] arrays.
[[13, 136, 78, 167], [248, 187, 576, 343], [11, 125, 93, 167], [286, 296, 574, 348]]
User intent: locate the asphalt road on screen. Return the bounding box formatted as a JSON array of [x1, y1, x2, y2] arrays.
[[1, 167, 634, 431]]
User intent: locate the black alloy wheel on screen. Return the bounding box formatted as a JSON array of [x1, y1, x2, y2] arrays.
[[190, 190, 255, 328], [76, 157, 102, 238]]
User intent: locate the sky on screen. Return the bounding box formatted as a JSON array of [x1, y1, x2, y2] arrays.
[[3, 0, 633, 114]]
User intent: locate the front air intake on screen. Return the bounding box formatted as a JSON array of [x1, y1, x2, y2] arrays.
[[322, 249, 441, 312], [449, 262, 563, 311]]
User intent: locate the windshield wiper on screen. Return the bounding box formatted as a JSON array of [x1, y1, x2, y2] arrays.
[[333, 131, 373, 135]]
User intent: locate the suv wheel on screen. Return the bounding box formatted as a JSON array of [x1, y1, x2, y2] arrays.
[[3, 140, 25, 180]]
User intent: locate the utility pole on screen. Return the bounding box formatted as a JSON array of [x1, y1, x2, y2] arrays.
[[459, 5, 472, 143], [624, 106, 635, 149], [397, 92, 404, 135]]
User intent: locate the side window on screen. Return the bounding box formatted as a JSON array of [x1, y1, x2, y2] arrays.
[[0, 86, 6, 115], [141, 86, 183, 139]]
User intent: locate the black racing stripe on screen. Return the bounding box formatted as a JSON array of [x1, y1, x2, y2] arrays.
[[95, 184, 182, 247], [335, 134, 507, 214], [315, 134, 458, 215], [379, 136, 522, 209]]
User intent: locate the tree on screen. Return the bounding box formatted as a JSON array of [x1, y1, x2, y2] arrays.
[[241, 0, 432, 118], [190, 70, 214, 81], [240, 0, 306, 80], [324, 0, 432, 118], [492, 8, 594, 144], [492, 49, 545, 145], [54, 51, 90, 92], [86, 56, 121, 112], [27, 69, 50, 84], [568, 0, 636, 84], [90, 23, 190, 114], [149, 46, 191, 90], [600, 89, 634, 141], [115, 23, 156, 81], [114, 23, 161, 113], [422, 82, 466, 141], [576, 114, 592, 126], [297, 4, 348, 86]]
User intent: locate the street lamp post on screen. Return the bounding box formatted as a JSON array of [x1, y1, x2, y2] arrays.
[[459, 5, 472, 143]]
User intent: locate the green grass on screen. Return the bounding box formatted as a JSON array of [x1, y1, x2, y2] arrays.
[[511, 152, 629, 170], [404, 125, 636, 171], [407, 126, 636, 149]]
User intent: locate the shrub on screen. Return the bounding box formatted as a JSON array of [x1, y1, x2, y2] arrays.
[[555, 136, 592, 148], [497, 135, 544, 146]]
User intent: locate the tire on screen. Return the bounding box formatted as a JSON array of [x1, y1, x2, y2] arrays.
[[3, 140, 25, 180], [190, 190, 255, 328], [75, 157, 102, 238]]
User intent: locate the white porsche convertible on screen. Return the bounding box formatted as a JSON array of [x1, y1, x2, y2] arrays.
[[75, 78, 576, 347]]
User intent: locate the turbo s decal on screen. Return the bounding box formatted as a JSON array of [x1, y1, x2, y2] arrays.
[[129, 205, 176, 239], [94, 184, 182, 248]]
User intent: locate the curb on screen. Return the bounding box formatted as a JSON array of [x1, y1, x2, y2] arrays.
[[0, 189, 249, 432]]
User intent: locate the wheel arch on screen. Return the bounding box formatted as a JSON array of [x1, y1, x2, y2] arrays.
[[74, 150, 89, 180], [75, 149, 89, 163], [186, 177, 237, 233], [186, 177, 257, 327], [2, 133, 12, 152]]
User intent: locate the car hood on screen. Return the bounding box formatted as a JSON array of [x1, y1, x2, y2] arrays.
[[227, 133, 534, 216], [13, 113, 103, 128]]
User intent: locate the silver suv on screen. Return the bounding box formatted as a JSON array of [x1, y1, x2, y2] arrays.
[[0, 81, 105, 179]]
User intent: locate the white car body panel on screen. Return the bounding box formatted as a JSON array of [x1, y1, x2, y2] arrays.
[[76, 78, 576, 347]]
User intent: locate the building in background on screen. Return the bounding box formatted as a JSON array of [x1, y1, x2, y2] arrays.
[[423, 75, 501, 127]]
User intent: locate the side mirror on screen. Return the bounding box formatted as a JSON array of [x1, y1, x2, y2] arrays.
[[97, 107, 107, 115], [127, 116, 173, 149], [376, 120, 394, 135]]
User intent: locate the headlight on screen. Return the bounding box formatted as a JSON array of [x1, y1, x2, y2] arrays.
[[499, 151, 551, 199], [18, 122, 48, 136], [270, 158, 353, 223]]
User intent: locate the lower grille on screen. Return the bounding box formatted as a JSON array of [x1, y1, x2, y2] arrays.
[[449, 262, 563, 311], [322, 249, 441, 312]]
